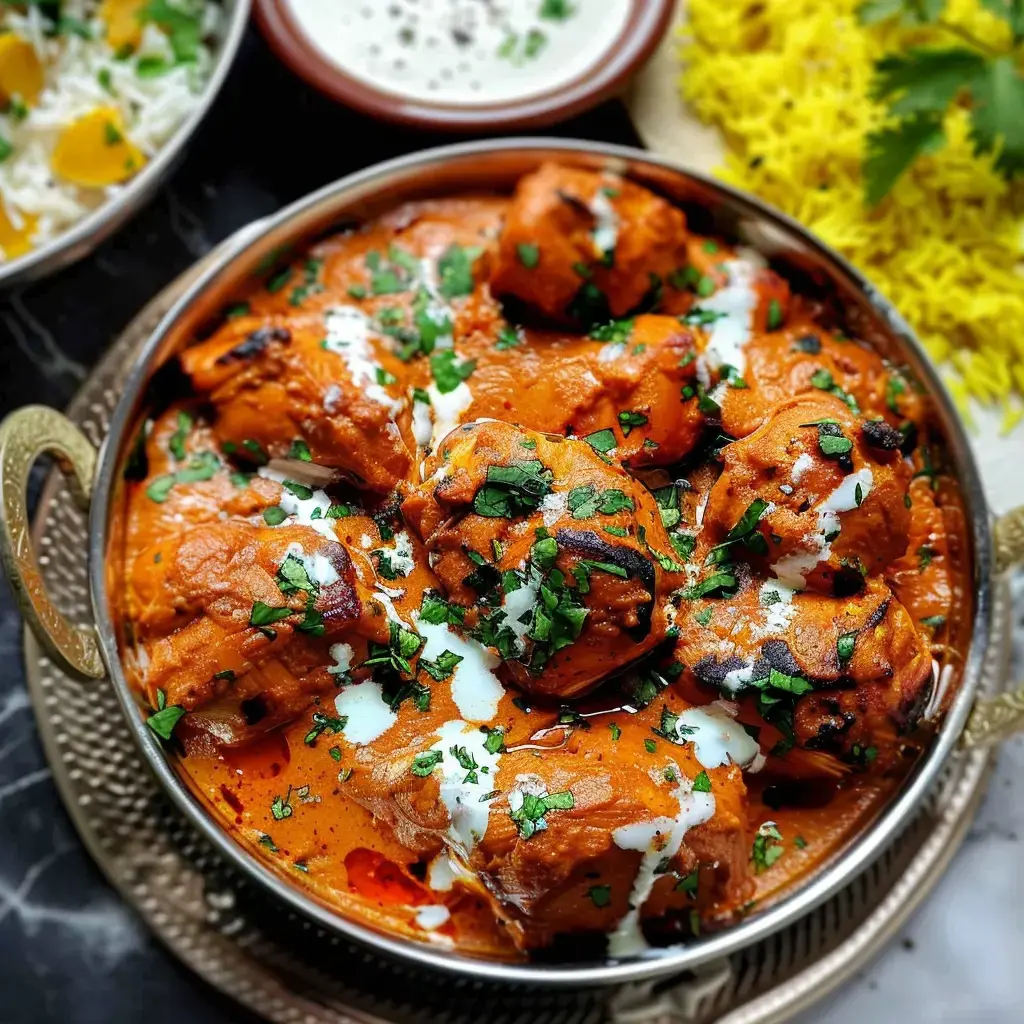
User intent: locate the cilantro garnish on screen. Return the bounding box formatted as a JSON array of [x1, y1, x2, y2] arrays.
[[304, 711, 347, 747], [363, 621, 424, 679], [591, 318, 634, 345], [420, 592, 466, 626], [858, 3, 1024, 202], [496, 326, 523, 350], [276, 554, 316, 597], [618, 410, 648, 436], [167, 410, 192, 461], [145, 451, 220, 503], [437, 244, 482, 299], [804, 418, 855, 470], [566, 484, 634, 519], [837, 631, 857, 661], [411, 750, 443, 777], [147, 689, 186, 741], [419, 650, 463, 681], [809, 368, 860, 413], [509, 788, 575, 840], [429, 350, 476, 394], [582, 428, 617, 454], [708, 498, 770, 563], [681, 306, 726, 327], [473, 460, 553, 518], [481, 726, 506, 754], [516, 242, 540, 269], [751, 822, 784, 873], [270, 787, 293, 820], [250, 601, 292, 637], [678, 572, 737, 600]]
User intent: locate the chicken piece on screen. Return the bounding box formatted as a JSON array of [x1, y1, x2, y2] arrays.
[[121, 407, 285, 557], [490, 164, 689, 323], [448, 313, 705, 468], [670, 575, 933, 760], [405, 420, 684, 699], [703, 394, 911, 594], [717, 319, 927, 440], [340, 693, 753, 951], [130, 518, 386, 712], [886, 475, 954, 639], [180, 312, 413, 493]]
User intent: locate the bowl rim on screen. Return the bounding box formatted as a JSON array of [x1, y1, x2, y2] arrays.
[[252, 0, 676, 131], [0, 0, 252, 289], [86, 137, 995, 988]]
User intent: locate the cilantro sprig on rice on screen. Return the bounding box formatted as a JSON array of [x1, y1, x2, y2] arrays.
[[859, 0, 1024, 203]]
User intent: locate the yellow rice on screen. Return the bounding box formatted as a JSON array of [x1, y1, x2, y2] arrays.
[[680, 0, 1024, 432]]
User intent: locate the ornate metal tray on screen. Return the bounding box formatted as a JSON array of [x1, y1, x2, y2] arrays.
[[23, 265, 1006, 1024]]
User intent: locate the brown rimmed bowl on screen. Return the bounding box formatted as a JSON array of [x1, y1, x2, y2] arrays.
[[2, 138, 1024, 990], [253, 0, 677, 131]]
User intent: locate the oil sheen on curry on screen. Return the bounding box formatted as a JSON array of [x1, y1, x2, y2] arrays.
[[116, 164, 967, 962]]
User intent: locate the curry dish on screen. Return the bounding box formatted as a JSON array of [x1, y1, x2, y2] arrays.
[[116, 164, 967, 962]]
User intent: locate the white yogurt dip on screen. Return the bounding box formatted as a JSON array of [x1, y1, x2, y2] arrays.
[[285, 0, 633, 107]]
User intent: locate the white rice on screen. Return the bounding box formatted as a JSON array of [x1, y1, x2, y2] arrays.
[[0, 0, 219, 257]]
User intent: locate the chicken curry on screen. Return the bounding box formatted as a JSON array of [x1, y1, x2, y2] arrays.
[[115, 163, 968, 962]]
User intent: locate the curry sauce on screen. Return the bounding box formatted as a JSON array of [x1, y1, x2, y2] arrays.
[[115, 164, 967, 962]]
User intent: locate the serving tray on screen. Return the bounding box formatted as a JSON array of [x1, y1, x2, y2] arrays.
[[23, 262, 1007, 1024]]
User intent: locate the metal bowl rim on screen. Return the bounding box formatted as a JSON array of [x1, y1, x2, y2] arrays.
[[0, 0, 252, 288], [85, 137, 995, 988]]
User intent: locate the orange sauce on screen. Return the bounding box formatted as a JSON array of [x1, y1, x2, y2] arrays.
[[115, 164, 968, 962]]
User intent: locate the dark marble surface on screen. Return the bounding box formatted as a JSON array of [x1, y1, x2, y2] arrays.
[[0, 27, 640, 1024]]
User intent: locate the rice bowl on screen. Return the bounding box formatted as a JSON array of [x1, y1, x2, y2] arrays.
[[0, 0, 247, 284]]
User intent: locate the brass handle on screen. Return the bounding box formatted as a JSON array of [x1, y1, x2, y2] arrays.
[[0, 405, 104, 680], [962, 505, 1024, 749]]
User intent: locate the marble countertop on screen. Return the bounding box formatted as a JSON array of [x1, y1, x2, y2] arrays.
[[0, 27, 1021, 1024]]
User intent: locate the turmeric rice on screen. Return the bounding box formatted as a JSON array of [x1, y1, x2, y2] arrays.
[[680, 0, 1024, 431]]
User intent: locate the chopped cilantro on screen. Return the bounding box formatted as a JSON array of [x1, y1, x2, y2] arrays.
[[473, 460, 553, 518], [516, 242, 540, 269], [411, 750, 444, 777], [582, 428, 617, 454], [430, 350, 476, 394], [617, 410, 648, 436]]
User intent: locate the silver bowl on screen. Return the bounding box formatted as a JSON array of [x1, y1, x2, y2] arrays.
[[0, 0, 251, 289], [2, 139, 1023, 990]]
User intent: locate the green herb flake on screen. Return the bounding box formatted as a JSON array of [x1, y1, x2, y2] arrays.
[[583, 428, 617, 454], [437, 244, 482, 299], [509, 788, 575, 840], [147, 703, 186, 740], [411, 749, 444, 777], [430, 350, 477, 394], [751, 822, 784, 873], [837, 631, 857, 661], [617, 410, 648, 436], [516, 242, 540, 269]]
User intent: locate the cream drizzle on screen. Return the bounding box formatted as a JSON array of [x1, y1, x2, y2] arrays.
[[608, 772, 716, 958], [413, 614, 504, 723], [428, 719, 503, 860]]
